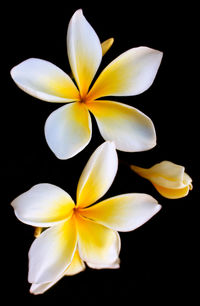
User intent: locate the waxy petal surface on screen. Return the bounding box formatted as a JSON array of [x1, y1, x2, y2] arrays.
[[67, 9, 102, 97], [45, 102, 92, 160], [87, 100, 156, 151], [152, 183, 191, 199], [28, 217, 77, 284], [76, 141, 118, 208], [76, 214, 120, 267], [87, 100, 156, 152], [11, 58, 80, 102], [64, 249, 86, 276], [87, 47, 163, 100], [86, 257, 120, 270], [11, 184, 75, 227], [81, 193, 161, 232], [30, 249, 85, 295]]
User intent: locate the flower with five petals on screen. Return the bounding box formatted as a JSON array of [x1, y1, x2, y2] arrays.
[[11, 142, 161, 294], [11, 9, 163, 160]]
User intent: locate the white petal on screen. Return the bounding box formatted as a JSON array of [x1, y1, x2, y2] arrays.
[[87, 100, 156, 152], [87, 47, 163, 100], [28, 217, 77, 284], [30, 279, 61, 295], [67, 9, 102, 97], [87, 257, 120, 270], [11, 58, 80, 102], [81, 193, 161, 232], [11, 184, 75, 227], [30, 249, 85, 295], [76, 141, 118, 208], [45, 102, 92, 160]]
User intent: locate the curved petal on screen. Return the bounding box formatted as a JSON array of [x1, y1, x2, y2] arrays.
[[11, 58, 80, 102], [28, 216, 77, 284], [101, 38, 114, 56], [86, 257, 120, 270], [45, 102, 92, 160], [67, 9, 102, 98], [76, 141, 118, 208], [64, 249, 86, 276], [30, 249, 85, 295], [152, 183, 191, 199], [30, 282, 55, 295], [183, 173, 193, 190], [87, 100, 156, 152], [76, 214, 120, 267], [131, 161, 190, 189], [30, 281, 58, 295], [87, 47, 163, 100], [11, 184, 75, 227], [80, 194, 161, 232]]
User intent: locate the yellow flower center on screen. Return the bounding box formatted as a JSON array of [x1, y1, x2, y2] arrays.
[[73, 206, 81, 216], [79, 96, 87, 103], [78, 90, 94, 105]]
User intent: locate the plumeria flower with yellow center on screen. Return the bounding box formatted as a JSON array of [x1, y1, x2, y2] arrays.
[[131, 161, 193, 199], [11, 9, 163, 160], [11, 142, 161, 295]]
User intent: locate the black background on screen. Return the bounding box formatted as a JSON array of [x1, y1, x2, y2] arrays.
[[2, 2, 198, 304]]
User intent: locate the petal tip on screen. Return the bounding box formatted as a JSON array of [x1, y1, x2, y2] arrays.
[[10, 199, 15, 208], [73, 8, 83, 19], [104, 140, 116, 149], [77, 8, 83, 14], [10, 67, 15, 78], [156, 203, 162, 212], [29, 286, 37, 295]]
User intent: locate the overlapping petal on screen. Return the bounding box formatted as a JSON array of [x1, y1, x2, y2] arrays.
[[87, 100, 156, 151], [45, 102, 92, 159], [64, 249, 86, 276], [130, 160, 192, 199], [151, 183, 191, 199], [30, 249, 85, 295], [80, 193, 161, 232], [76, 214, 120, 267], [87, 47, 163, 101], [86, 257, 120, 270], [28, 216, 77, 284], [131, 161, 193, 199], [30, 281, 56, 295], [10, 58, 80, 102], [131, 161, 185, 188], [11, 184, 75, 227], [76, 141, 118, 208], [67, 9, 102, 97]]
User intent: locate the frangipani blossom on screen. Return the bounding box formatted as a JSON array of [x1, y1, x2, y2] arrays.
[[131, 161, 193, 199], [11, 9, 163, 160], [11, 142, 161, 294]]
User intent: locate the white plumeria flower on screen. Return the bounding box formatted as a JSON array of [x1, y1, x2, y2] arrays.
[[11, 9, 163, 160], [11, 141, 161, 295], [131, 161, 193, 199]]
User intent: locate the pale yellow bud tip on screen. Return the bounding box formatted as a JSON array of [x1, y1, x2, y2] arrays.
[[34, 227, 42, 238], [101, 38, 114, 56]]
